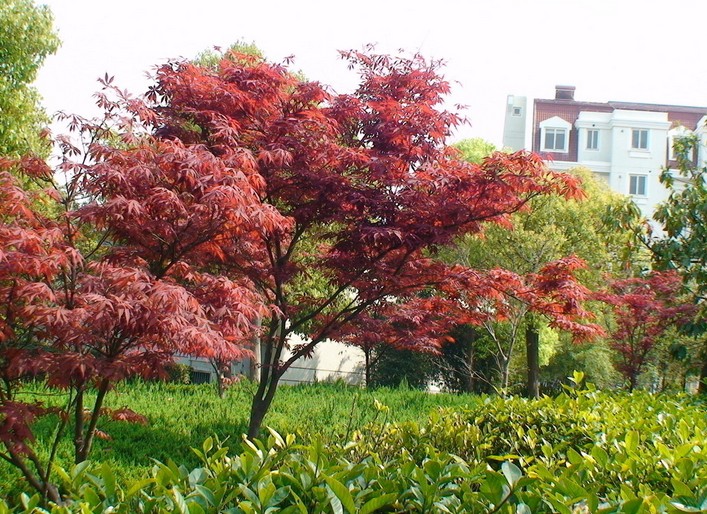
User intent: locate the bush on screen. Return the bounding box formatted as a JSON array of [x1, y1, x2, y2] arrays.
[[2, 383, 705, 513], [164, 362, 192, 384]]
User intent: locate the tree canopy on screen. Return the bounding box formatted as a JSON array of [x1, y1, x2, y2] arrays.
[[652, 134, 707, 391], [652, 135, 707, 326], [596, 270, 696, 390], [0, 49, 610, 501], [441, 166, 628, 393], [148, 50, 600, 436], [0, 0, 59, 157]]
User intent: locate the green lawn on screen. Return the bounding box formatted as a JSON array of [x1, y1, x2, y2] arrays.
[[2, 380, 479, 496]]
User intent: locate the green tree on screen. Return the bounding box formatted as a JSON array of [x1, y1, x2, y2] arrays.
[[193, 40, 264, 69], [452, 138, 497, 164], [443, 166, 630, 396], [0, 0, 59, 157], [652, 134, 707, 392]]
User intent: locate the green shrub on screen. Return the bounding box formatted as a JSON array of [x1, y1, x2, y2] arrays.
[[1, 381, 705, 512], [3, 413, 705, 514]]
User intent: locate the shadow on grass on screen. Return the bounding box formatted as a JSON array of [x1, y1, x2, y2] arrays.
[[91, 418, 250, 478]]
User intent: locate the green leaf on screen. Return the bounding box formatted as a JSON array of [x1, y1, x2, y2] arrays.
[[71, 460, 93, 482], [566, 448, 583, 466], [82, 486, 101, 507], [360, 493, 398, 514], [325, 476, 356, 514], [625, 430, 639, 453], [543, 495, 573, 514], [100, 462, 117, 499], [591, 445, 608, 467], [19, 493, 39, 511], [268, 427, 286, 449], [671, 479, 694, 498], [502, 461, 523, 487], [127, 478, 155, 498], [620, 498, 644, 514], [194, 484, 217, 506], [173, 488, 189, 514], [556, 478, 589, 502]]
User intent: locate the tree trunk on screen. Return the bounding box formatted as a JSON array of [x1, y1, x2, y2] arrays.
[[213, 358, 232, 398], [249, 316, 262, 382], [73, 387, 85, 462], [500, 357, 511, 395], [699, 349, 707, 395], [464, 340, 475, 393], [247, 372, 281, 439], [364, 347, 371, 388], [76, 379, 110, 463], [247, 320, 285, 439], [525, 324, 540, 399]]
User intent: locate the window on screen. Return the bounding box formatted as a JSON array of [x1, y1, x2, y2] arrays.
[[586, 129, 599, 150], [629, 175, 646, 196], [512, 107, 522, 116], [539, 116, 571, 153], [631, 129, 649, 150], [543, 128, 567, 152]]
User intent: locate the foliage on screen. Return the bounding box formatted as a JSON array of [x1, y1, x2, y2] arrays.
[[1, 382, 705, 512], [0, 45, 633, 501], [146, 48, 598, 438], [0, 77, 276, 500], [0, 0, 59, 157], [193, 40, 264, 70], [441, 166, 630, 394], [596, 271, 697, 390], [0, 380, 479, 497], [640, 327, 704, 392], [367, 347, 437, 389], [542, 337, 621, 392], [653, 134, 707, 323], [436, 325, 498, 394], [610, 133, 707, 392], [654, 134, 707, 392], [452, 137, 497, 164]]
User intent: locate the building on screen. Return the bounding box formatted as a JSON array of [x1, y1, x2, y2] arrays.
[[177, 338, 365, 386], [503, 86, 707, 219]]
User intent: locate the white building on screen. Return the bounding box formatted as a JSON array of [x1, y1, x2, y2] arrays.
[[503, 86, 707, 220], [178, 338, 365, 386]]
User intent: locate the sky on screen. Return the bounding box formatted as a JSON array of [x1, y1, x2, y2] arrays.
[[35, 0, 707, 147]]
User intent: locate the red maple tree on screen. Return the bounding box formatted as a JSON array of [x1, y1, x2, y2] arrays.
[[596, 270, 696, 390], [149, 49, 597, 436], [0, 49, 605, 503], [0, 83, 280, 499]]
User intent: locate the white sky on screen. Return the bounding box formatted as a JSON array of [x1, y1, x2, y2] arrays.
[[35, 0, 707, 147]]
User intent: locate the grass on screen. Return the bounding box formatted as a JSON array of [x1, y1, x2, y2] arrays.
[[1, 379, 479, 497]]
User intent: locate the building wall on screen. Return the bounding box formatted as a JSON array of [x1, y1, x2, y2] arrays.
[[278, 337, 365, 386], [176, 338, 365, 386], [607, 110, 671, 217], [519, 88, 707, 221], [502, 95, 527, 151]]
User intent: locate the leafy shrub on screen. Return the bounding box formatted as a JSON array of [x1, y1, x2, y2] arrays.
[[1, 381, 705, 512], [164, 362, 193, 384], [3, 412, 705, 514]]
